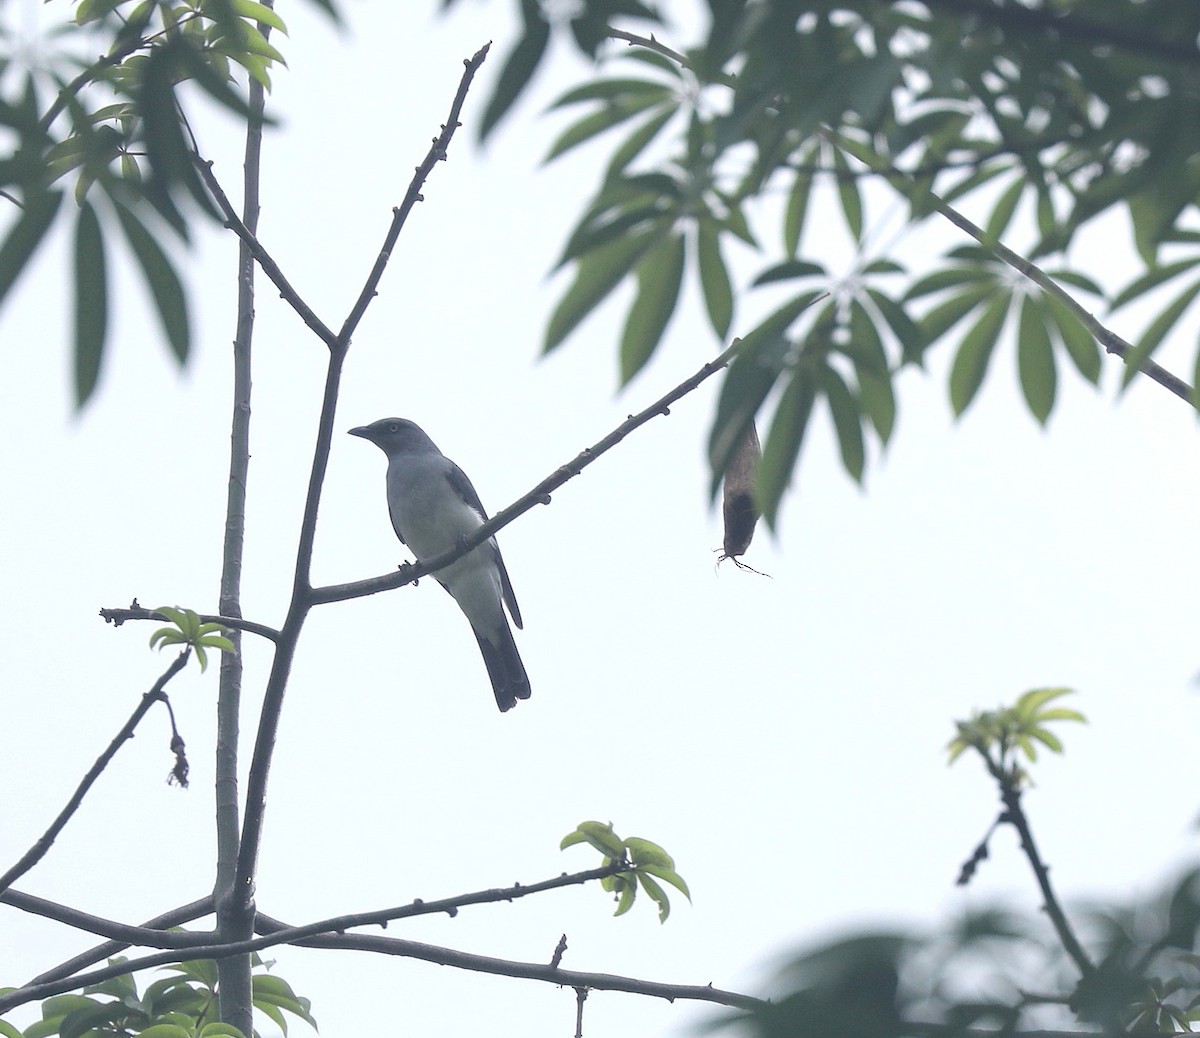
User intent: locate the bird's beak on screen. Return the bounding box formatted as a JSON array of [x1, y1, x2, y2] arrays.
[[348, 426, 371, 440]]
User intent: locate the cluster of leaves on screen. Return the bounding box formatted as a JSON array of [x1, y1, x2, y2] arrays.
[[561, 820, 691, 922], [149, 606, 235, 672], [947, 686, 1085, 788], [444, 0, 1200, 522], [0, 0, 338, 406], [0, 956, 314, 1038]]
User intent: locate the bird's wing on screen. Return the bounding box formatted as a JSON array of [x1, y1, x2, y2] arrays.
[[444, 463, 523, 630], [385, 496, 409, 547]]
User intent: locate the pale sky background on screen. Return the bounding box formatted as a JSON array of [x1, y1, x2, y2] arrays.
[[3, 2, 1200, 1037]]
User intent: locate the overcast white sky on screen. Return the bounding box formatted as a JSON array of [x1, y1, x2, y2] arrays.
[[3, 2, 1200, 1037]]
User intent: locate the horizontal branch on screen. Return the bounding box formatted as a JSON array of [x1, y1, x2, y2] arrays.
[[0, 863, 620, 1011], [309, 337, 743, 605], [260, 922, 766, 1011], [1, 889, 213, 950], [99, 602, 280, 643], [22, 897, 213, 988]]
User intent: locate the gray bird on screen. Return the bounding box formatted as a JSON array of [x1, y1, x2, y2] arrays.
[[349, 418, 530, 711]]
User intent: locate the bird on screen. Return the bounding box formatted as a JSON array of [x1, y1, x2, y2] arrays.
[[349, 417, 530, 712]]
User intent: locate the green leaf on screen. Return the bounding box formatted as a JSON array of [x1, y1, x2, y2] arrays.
[[1016, 294, 1056, 424], [73, 200, 108, 408], [571, 820, 626, 858], [620, 232, 685, 382], [830, 144, 863, 242], [949, 293, 1009, 416], [865, 288, 923, 365], [199, 1025, 248, 1038], [604, 106, 676, 181], [134, 1026, 193, 1038], [753, 259, 825, 286], [637, 861, 692, 900], [984, 177, 1024, 243], [613, 880, 637, 917], [1044, 294, 1101, 384], [623, 837, 674, 868], [757, 361, 818, 525], [479, 15, 550, 141], [918, 281, 995, 347], [696, 215, 733, 339], [708, 292, 824, 494], [1110, 256, 1200, 311], [546, 225, 664, 352], [548, 77, 672, 110], [544, 93, 669, 162], [821, 365, 865, 482], [637, 871, 671, 923], [783, 153, 815, 255], [1120, 275, 1200, 391], [113, 202, 190, 365], [231, 0, 288, 32], [0, 191, 63, 313], [905, 266, 993, 301]]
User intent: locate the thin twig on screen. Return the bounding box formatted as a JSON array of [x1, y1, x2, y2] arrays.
[[193, 157, 338, 347], [0, 651, 191, 897], [310, 336, 744, 605], [993, 767, 1096, 979], [606, 28, 690, 68], [336, 41, 490, 348], [99, 604, 279, 643]]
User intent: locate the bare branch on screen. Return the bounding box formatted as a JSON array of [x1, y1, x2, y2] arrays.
[[0, 651, 191, 897], [311, 336, 744, 606], [193, 157, 338, 348], [1, 889, 213, 951], [337, 41, 491, 347], [99, 603, 279, 643]]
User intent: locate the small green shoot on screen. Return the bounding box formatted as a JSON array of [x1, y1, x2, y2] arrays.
[[149, 607, 236, 673], [561, 820, 691, 923]]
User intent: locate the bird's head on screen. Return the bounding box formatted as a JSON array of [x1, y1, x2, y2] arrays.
[[348, 417, 437, 457]]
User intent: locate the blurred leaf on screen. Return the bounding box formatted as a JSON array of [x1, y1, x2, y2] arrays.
[[1016, 294, 1056, 424], [757, 361, 818, 524], [479, 7, 550, 141], [604, 106, 676, 180], [697, 214, 733, 338], [1119, 275, 1200, 392], [0, 191, 63, 313], [830, 144, 863, 242], [1044, 294, 1101, 383], [113, 202, 190, 364], [784, 158, 814, 255], [546, 225, 664, 352], [544, 92, 671, 162], [709, 292, 825, 494], [73, 200, 108, 407], [984, 177, 1024, 243], [949, 293, 1009, 416], [620, 231, 685, 382], [821, 365, 865, 482], [753, 259, 826, 286], [1110, 256, 1200, 310]]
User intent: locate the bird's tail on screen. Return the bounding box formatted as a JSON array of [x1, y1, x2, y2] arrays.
[[474, 621, 531, 712]]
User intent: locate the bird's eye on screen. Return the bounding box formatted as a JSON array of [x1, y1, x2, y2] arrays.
[[388, 422, 399, 432]]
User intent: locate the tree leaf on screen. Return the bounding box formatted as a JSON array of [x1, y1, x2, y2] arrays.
[[1016, 294, 1056, 424], [757, 361, 818, 525], [0, 191, 63, 313], [821, 365, 865, 482], [696, 214, 733, 338], [604, 106, 676, 181], [784, 159, 814, 255], [544, 93, 671, 163], [1110, 256, 1200, 311], [984, 177, 1024, 243], [73, 200, 108, 407], [620, 231, 685, 383], [479, 10, 550, 141], [1120, 275, 1200, 391], [949, 293, 1009, 416], [1044, 293, 1101, 384], [113, 202, 190, 363], [830, 144, 863, 242], [546, 225, 664, 353]]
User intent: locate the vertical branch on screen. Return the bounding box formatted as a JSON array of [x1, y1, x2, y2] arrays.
[[212, 17, 271, 1035]]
